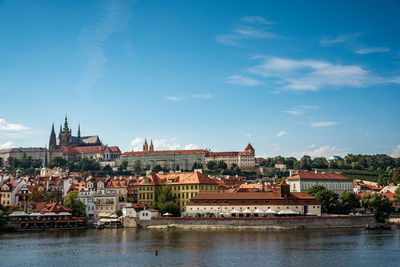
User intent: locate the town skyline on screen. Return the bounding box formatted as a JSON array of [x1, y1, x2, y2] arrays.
[[1, 0, 400, 158]]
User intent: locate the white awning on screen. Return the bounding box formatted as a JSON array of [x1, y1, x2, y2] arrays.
[[242, 208, 252, 214], [278, 209, 299, 215], [230, 209, 241, 213], [58, 212, 72, 216], [265, 209, 277, 214], [9, 211, 29, 216], [253, 209, 264, 214]]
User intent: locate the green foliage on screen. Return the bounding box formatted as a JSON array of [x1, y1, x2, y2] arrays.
[[312, 157, 328, 169], [65, 191, 86, 217], [115, 210, 122, 217], [70, 157, 100, 172], [6, 155, 42, 171], [152, 164, 163, 173], [395, 187, 400, 205], [49, 156, 67, 168], [133, 160, 142, 173], [307, 185, 339, 213], [377, 176, 391, 187], [275, 177, 286, 184], [28, 189, 47, 202], [0, 210, 6, 231], [299, 155, 312, 170], [102, 164, 113, 175], [192, 162, 203, 170], [118, 160, 128, 172], [206, 161, 217, 171], [217, 161, 227, 171], [362, 193, 394, 222], [151, 186, 179, 216], [338, 190, 360, 214]]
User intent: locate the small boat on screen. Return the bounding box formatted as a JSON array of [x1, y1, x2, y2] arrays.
[[366, 223, 391, 230]]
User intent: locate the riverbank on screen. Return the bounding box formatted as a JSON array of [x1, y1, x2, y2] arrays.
[[140, 215, 375, 230]]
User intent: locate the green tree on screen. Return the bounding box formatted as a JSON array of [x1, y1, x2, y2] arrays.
[[217, 161, 227, 171], [28, 189, 47, 202], [118, 160, 128, 172], [151, 186, 179, 216], [312, 157, 328, 169], [0, 210, 6, 231], [74, 157, 100, 172], [115, 210, 122, 217], [231, 163, 241, 175], [49, 156, 67, 168], [362, 193, 393, 222], [299, 155, 312, 170], [65, 191, 86, 217], [103, 164, 113, 175], [133, 160, 142, 173], [206, 161, 217, 171], [395, 187, 400, 206], [338, 190, 360, 214], [307, 185, 339, 213], [152, 164, 163, 173]]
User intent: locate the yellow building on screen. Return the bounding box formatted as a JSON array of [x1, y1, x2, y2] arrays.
[[138, 171, 218, 212]]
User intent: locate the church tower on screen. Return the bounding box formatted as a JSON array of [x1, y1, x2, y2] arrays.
[[143, 139, 149, 151], [149, 139, 154, 151], [59, 115, 72, 149], [244, 143, 255, 156], [49, 123, 57, 150]]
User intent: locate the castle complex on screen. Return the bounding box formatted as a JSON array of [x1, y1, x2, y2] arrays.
[[49, 115, 102, 152]]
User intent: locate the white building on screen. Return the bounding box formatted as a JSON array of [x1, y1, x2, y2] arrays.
[[138, 209, 160, 220], [287, 170, 353, 195]]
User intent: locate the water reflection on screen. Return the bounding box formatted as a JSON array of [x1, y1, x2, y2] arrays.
[[1, 228, 400, 266]]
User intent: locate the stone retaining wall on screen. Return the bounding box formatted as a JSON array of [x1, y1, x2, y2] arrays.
[[140, 215, 375, 230]]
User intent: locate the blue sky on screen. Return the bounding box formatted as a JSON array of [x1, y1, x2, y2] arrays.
[[0, 0, 399, 158]]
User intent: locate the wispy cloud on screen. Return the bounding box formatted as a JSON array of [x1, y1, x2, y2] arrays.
[[217, 16, 278, 46], [225, 75, 260, 86], [391, 145, 400, 158], [76, 0, 133, 96], [311, 121, 337, 127], [246, 133, 252, 138], [244, 56, 400, 91], [0, 118, 28, 131], [284, 105, 319, 116], [0, 141, 14, 149], [355, 47, 390, 54], [165, 96, 181, 101], [276, 131, 287, 137], [241, 16, 273, 25], [165, 93, 212, 102], [320, 33, 362, 45]]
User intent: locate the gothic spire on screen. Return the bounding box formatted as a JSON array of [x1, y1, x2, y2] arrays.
[[150, 139, 154, 151], [63, 114, 69, 132], [77, 124, 81, 138]]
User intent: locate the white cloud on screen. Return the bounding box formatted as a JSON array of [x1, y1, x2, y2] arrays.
[[165, 93, 212, 101], [225, 75, 260, 86], [284, 105, 319, 116], [246, 133, 252, 138], [217, 16, 278, 46], [391, 145, 400, 158], [76, 0, 133, 96], [309, 144, 316, 149], [355, 47, 390, 54], [311, 121, 337, 127], [249, 57, 374, 91], [129, 137, 144, 151], [291, 145, 345, 159], [165, 96, 181, 101], [241, 16, 272, 25], [320, 33, 362, 45], [0, 118, 28, 131], [276, 131, 287, 137], [153, 139, 181, 150], [184, 144, 199, 150], [0, 141, 14, 149]]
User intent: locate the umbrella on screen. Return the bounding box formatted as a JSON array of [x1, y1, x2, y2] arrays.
[[277, 209, 299, 215], [242, 208, 252, 214], [230, 209, 241, 213], [265, 208, 277, 214], [163, 212, 173, 217], [253, 209, 264, 214]]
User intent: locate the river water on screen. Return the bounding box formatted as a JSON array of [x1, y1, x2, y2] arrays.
[[1, 227, 400, 266]]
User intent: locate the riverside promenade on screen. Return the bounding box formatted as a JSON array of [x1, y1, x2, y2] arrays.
[[139, 215, 375, 230]]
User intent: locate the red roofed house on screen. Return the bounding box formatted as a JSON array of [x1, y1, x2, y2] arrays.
[[205, 143, 256, 169], [186, 183, 321, 217], [287, 170, 353, 194]]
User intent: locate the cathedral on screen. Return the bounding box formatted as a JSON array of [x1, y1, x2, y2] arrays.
[[49, 115, 102, 151]]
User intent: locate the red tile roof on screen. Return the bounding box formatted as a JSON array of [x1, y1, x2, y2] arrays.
[[139, 172, 218, 186], [122, 149, 206, 155], [287, 171, 352, 181]]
